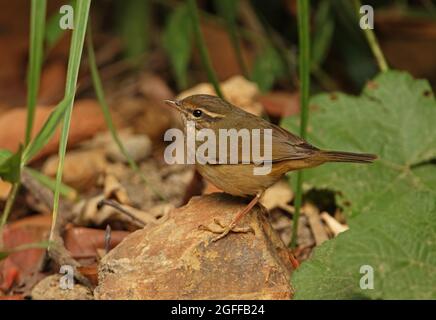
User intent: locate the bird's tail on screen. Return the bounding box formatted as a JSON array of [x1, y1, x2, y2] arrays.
[[318, 150, 377, 164]]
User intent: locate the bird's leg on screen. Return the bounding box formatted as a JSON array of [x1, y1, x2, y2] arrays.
[[199, 192, 263, 242]]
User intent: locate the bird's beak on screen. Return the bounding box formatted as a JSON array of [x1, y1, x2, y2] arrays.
[[164, 99, 182, 112]]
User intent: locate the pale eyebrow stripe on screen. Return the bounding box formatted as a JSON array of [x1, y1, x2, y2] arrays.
[[188, 106, 225, 119], [201, 109, 225, 118], [183, 103, 225, 118]]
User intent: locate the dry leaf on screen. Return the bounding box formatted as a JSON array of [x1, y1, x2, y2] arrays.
[[260, 180, 293, 211]]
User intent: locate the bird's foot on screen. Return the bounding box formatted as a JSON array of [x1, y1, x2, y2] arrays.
[[198, 218, 254, 242]]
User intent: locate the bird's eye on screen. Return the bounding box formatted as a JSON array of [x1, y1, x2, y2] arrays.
[[192, 109, 202, 118]]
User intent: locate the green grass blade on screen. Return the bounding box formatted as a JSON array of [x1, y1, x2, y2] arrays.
[[290, 0, 311, 249], [1, 241, 52, 261], [22, 94, 74, 164], [50, 0, 91, 246], [0, 183, 20, 239], [0, 145, 22, 241], [25, 0, 47, 146], [86, 25, 166, 201], [187, 0, 223, 98], [353, 0, 388, 72], [1, 1, 46, 237]]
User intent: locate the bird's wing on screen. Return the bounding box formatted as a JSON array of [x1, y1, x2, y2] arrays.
[[196, 112, 318, 165], [269, 122, 319, 162]]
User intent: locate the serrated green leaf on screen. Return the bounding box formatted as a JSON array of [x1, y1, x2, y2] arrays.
[[163, 4, 193, 90], [293, 191, 436, 299], [282, 71, 436, 217]]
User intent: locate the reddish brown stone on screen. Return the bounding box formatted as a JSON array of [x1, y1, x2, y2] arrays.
[[0, 99, 107, 162], [95, 193, 294, 300]]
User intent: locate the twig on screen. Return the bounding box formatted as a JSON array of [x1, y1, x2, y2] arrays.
[[304, 203, 329, 246], [97, 199, 146, 228], [320, 212, 349, 236], [104, 224, 111, 254], [21, 170, 92, 288]]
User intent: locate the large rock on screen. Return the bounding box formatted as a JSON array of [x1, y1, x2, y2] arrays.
[[95, 193, 294, 300]]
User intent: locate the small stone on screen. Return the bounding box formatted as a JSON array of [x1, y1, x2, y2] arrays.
[[42, 149, 107, 191], [177, 76, 263, 116], [95, 193, 294, 300], [106, 134, 152, 163], [31, 274, 94, 300]]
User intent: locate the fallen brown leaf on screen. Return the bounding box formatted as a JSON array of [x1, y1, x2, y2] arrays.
[[259, 91, 300, 118], [0, 215, 51, 292], [0, 99, 107, 162], [64, 226, 130, 260]]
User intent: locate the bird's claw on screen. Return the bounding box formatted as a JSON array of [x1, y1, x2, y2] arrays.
[[198, 218, 254, 242]]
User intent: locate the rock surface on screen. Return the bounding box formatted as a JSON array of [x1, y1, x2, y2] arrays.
[[31, 274, 94, 300], [95, 193, 294, 300]]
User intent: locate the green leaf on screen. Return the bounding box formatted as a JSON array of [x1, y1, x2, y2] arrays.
[[311, 0, 334, 68], [22, 93, 74, 164], [0, 147, 22, 183], [282, 71, 436, 218], [0, 150, 13, 163], [251, 44, 286, 92], [293, 191, 436, 299], [163, 4, 193, 90], [116, 0, 150, 60]]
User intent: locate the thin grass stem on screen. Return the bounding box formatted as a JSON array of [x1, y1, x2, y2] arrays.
[[353, 0, 389, 72], [25, 0, 47, 146], [290, 0, 311, 249], [50, 0, 91, 246], [86, 25, 166, 201], [1, 1, 47, 239]]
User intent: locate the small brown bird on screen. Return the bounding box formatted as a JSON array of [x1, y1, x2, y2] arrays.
[[165, 94, 376, 241]]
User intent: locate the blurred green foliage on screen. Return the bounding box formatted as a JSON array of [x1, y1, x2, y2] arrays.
[[251, 44, 286, 92], [163, 3, 193, 90], [116, 0, 151, 60]]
